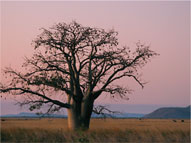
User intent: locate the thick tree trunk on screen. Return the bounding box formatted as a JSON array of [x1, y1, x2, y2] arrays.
[[81, 96, 94, 129], [67, 108, 81, 130], [67, 96, 94, 130]]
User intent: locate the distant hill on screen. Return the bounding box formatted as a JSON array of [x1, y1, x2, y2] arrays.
[[2, 106, 190, 119], [0, 112, 67, 118], [144, 106, 190, 119], [91, 112, 144, 118], [0, 112, 144, 118]]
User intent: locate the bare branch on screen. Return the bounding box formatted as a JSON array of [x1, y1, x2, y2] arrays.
[[0, 21, 158, 115], [93, 105, 121, 118], [0, 87, 71, 109]]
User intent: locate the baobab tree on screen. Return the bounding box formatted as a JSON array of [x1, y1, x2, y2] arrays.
[[0, 21, 158, 130]]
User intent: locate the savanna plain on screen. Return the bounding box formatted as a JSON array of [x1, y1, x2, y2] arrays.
[[1, 118, 190, 143]]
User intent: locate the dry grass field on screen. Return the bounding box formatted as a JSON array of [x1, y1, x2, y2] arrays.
[[1, 118, 190, 143]]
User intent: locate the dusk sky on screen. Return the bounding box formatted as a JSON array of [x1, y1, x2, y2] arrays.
[[0, 1, 190, 115]]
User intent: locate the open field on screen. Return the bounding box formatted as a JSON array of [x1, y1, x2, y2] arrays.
[[1, 118, 190, 143]]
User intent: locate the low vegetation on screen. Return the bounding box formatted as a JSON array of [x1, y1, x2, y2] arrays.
[[1, 118, 190, 143]]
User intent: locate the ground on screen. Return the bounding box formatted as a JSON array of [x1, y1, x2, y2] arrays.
[[1, 118, 190, 142]]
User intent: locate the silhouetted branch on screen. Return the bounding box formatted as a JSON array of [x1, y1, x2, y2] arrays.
[[0, 21, 158, 114], [93, 105, 121, 118], [0, 87, 71, 109]]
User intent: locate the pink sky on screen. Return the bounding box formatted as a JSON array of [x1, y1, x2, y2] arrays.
[[0, 1, 190, 111]]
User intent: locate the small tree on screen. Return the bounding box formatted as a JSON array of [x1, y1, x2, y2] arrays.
[[0, 21, 158, 130]]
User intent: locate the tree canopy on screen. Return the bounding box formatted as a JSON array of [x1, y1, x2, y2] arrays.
[[0, 21, 158, 116]]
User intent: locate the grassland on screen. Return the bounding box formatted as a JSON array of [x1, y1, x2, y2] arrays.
[[1, 118, 190, 143]]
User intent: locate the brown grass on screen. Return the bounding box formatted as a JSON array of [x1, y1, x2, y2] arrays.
[[1, 118, 190, 143]]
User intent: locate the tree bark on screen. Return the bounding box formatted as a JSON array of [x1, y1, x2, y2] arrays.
[[81, 96, 94, 129], [67, 96, 94, 130]]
